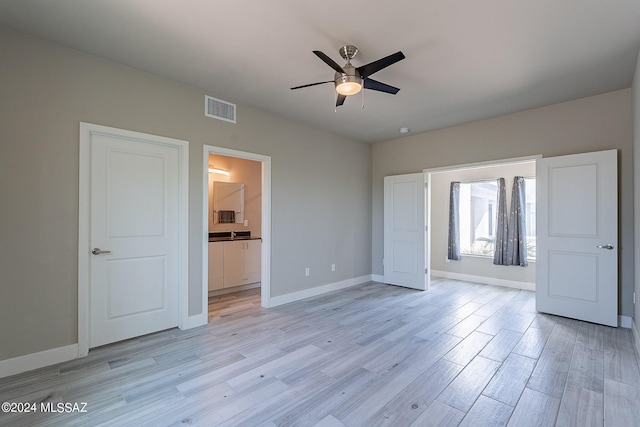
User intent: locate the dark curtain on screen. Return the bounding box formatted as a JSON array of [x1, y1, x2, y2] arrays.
[[447, 182, 461, 261], [493, 178, 509, 265], [507, 176, 528, 266]]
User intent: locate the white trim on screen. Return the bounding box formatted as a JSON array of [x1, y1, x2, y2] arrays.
[[181, 314, 208, 330], [372, 274, 385, 283], [618, 315, 633, 329], [203, 145, 272, 311], [79, 123, 189, 355], [268, 275, 372, 307], [0, 344, 78, 379], [431, 270, 535, 291], [422, 154, 542, 175]]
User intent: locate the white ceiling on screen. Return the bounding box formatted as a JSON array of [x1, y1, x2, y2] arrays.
[[1, 1, 640, 143]]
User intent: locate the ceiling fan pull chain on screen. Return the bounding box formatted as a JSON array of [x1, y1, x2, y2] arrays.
[[361, 82, 365, 109]]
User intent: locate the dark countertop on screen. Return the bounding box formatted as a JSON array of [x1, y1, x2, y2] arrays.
[[208, 236, 262, 242], [208, 231, 261, 242]]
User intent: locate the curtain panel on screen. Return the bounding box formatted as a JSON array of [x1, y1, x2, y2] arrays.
[[506, 176, 528, 266], [493, 178, 509, 265], [447, 182, 461, 260]]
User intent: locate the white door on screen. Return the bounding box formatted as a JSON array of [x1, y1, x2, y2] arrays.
[[85, 125, 187, 347], [536, 150, 618, 326], [384, 173, 428, 290]]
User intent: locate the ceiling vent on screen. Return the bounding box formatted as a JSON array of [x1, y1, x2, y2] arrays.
[[205, 95, 236, 124]]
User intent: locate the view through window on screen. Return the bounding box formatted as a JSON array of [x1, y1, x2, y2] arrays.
[[459, 178, 536, 259]]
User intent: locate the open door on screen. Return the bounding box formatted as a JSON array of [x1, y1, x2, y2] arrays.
[[536, 149, 618, 326], [383, 173, 428, 290]]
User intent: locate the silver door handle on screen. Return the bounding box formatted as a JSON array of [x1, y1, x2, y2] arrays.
[[91, 248, 112, 255], [596, 244, 614, 250]]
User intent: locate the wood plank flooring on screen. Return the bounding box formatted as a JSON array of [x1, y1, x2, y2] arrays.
[[1, 279, 640, 426]]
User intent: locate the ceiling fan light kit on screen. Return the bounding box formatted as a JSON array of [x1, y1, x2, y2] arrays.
[[335, 45, 362, 96], [291, 44, 405, 108]]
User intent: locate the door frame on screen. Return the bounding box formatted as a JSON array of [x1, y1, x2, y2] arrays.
[[202, 145, 272, 312], [78, 122, 189, 357]]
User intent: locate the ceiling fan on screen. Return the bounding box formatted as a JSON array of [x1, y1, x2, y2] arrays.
[[291, 45, 406, 108]]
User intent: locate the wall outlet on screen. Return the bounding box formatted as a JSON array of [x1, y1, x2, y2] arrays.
[[331, 263, 336, 272], [305, 267, 310, 277], [243, 219, 249, 226]]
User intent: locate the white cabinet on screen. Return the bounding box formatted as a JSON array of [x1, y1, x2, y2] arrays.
[[223, 240, 261, 288], [209, 239, 261, 291], [208, 242, 224, 291]]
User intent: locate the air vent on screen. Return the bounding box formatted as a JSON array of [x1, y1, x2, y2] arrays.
[[205, 95, 236, 123]]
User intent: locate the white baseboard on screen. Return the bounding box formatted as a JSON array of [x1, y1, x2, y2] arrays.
[[371, 274, 384, 283], [619, 315, 633, 329], [0, 344, 79, 379], [268, 275, 372, 307], [431, 270, 535, 291]]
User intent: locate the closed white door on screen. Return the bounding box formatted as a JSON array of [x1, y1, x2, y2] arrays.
[[88, 127, 185, 347], [536, 150, 618, 326], [384, 173, 428, 290]]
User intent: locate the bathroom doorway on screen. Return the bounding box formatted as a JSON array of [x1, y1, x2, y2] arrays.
[[202, 145, 272, 319]]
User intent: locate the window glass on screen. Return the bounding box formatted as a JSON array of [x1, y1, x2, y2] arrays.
[[459, 181, 497, 257]]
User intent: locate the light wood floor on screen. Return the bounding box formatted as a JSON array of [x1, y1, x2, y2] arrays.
[[2, 279, 640, 426]]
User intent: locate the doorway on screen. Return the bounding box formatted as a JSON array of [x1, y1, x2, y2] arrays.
[[426, 156, 538, 291], [202, 145, 271, 318]]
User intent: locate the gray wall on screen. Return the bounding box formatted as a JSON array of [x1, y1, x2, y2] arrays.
[[372, 89, 634, 317], [430, 162, 536, 284], [0, 27, 372, 361]]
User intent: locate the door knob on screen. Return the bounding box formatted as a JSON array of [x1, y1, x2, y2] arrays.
[[92, 248, 112, 255], [596, 244, 614, 250]]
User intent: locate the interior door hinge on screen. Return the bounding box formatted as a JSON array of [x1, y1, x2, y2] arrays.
[[425, 268, 428, 274]]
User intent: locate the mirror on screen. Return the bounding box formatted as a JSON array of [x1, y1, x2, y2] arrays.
[[213, 181, 244, 224]]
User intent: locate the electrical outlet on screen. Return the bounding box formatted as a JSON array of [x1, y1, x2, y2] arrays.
[[331, 263, 336, 272], [305, 267, 310, 277]]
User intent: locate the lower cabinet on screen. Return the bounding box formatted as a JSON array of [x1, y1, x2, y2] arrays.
[[208, 240, 261, 291], [208, 242, 224, 291]]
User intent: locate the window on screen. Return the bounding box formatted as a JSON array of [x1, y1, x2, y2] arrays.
[[457, 177, 536, 260], [524, 177, 536, 260], [459, 181, 497, 257]]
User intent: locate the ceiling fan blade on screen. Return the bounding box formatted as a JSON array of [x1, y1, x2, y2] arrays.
[[356, 51, 405, 78], [313, 50, 346, 74], [363, 78, 400, 94], [336, 94, 346, 107], [291, 81, 333, 90]]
